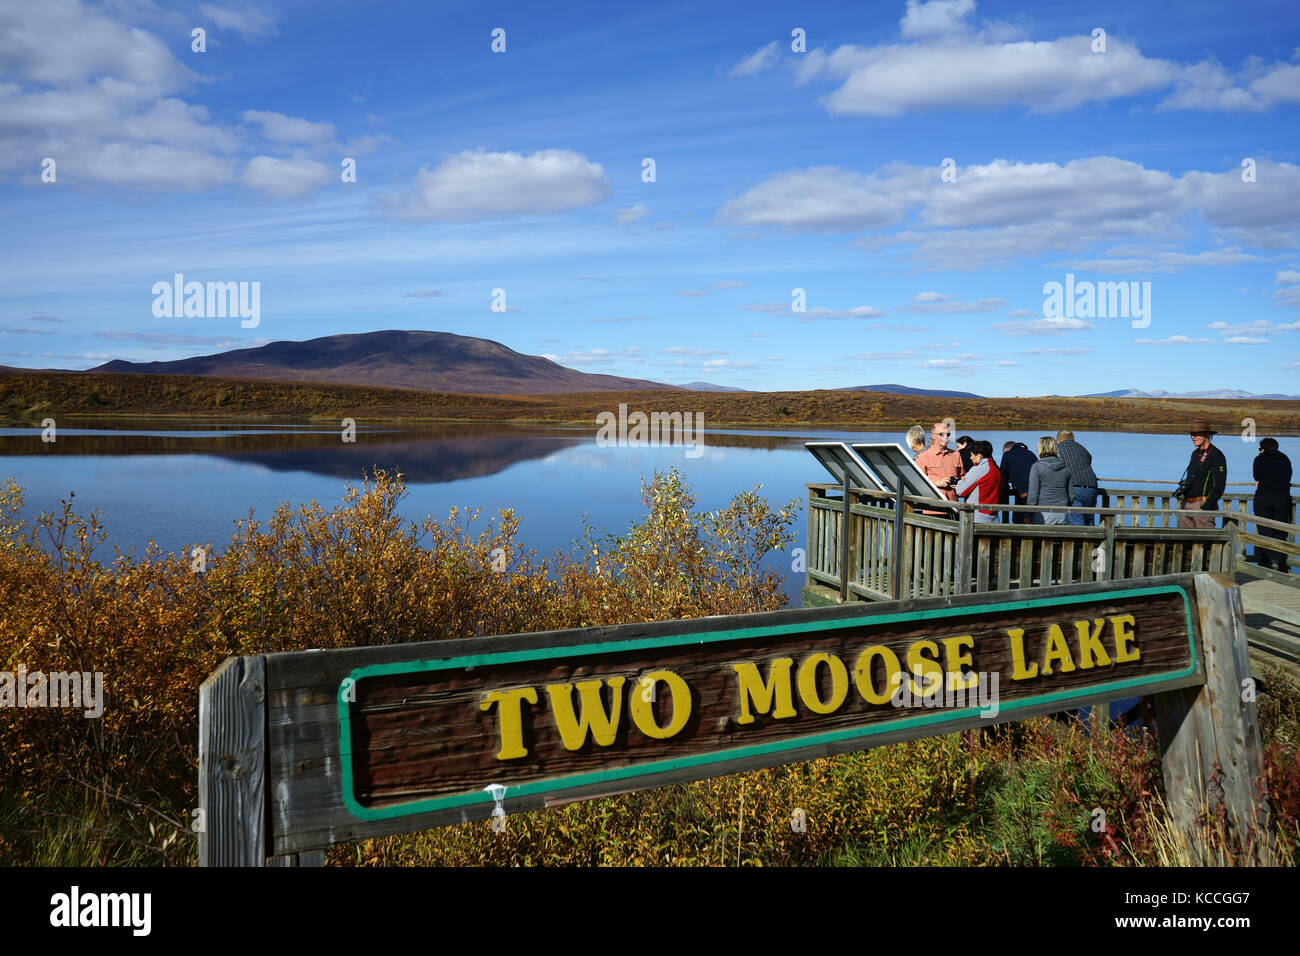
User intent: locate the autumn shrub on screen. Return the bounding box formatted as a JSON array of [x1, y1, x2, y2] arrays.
[[0, 469, 799, 865]]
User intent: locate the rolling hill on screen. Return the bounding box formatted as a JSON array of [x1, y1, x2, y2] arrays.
[[89, 330, 678, 395]]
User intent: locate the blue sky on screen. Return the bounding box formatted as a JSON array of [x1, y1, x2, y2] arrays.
[[2, 0, 1299, 395]]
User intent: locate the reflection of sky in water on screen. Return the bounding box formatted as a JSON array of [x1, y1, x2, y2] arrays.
[[2, 424, 1294, 608]]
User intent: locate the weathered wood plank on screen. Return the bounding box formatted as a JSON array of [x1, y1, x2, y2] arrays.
[[1153, 574, 1270, 863], [1020, 538, 1035, 589], [199, 655, 267, 867], [956, 510, 973, 595]]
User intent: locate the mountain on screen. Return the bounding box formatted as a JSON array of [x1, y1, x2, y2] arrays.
[[1084, 388, 1300, 400], [837, 383, 983, 399], [676, 381, 749, 392], [89, 330, 679, 395]]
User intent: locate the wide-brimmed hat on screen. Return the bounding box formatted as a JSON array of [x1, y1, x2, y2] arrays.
[[1187, 420, 1217, 435]]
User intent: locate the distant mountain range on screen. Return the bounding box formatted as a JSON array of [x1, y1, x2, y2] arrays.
[[838, 383, 984, 399], [90, 330, 678, 395], [1084, 388, 1300, 400], [676, 381, 749, 392]]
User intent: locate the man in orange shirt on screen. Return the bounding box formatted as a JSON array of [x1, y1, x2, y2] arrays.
[[914, 421, 965, 513]]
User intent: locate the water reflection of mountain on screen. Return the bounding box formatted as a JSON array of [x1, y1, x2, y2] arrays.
[[0, 423, 806, 484]]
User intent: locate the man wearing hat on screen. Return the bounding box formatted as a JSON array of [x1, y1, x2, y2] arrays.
[[1177, 421, 1227, 529]]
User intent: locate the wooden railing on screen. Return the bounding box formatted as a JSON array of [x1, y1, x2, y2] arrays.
[[805, 482, 1296, 603], [1097, 482, 1295, 530]]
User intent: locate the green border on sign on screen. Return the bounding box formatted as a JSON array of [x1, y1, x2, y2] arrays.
[[337, 584, 1198, 821]]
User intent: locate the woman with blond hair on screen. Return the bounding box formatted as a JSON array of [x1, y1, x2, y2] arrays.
[[1027, 436, 1073, 525]]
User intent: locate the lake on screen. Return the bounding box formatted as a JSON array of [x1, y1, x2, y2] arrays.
[[0, 420, 1286, 606]]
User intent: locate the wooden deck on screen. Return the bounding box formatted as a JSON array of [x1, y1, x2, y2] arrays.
[[802, 481, 1300, 680]]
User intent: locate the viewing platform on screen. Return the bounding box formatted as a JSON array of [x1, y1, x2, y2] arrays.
[[801, 476, 1300, 680]]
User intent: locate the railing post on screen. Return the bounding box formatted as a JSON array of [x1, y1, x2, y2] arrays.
[[1153, 573, 1271, 863], [891, 482, 906, 600], [1102, 513, 1116, 581], [1224, 516, 1239, 574], [839, 472, 851, 601], [955, 508, 973, 595]]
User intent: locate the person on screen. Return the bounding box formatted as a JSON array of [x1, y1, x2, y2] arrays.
[[1177, 421, 1227, 530], [956, 435, 975, 472], [955, 440, 1003, 523], [1056, 430, 1099, 526], [914, 421, 965, 515], [1253, 437, 1293, 571], [905, 425, 927, 457], [1000, 439, 1038, 525], [1027, 436, 1073, 525]]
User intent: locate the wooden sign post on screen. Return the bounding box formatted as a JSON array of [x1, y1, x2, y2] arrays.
[[198, 572, 1269, 865]]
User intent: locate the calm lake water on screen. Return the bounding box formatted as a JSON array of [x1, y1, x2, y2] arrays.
[[0, 421, 1290, 606]]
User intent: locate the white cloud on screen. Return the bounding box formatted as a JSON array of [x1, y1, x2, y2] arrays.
[[551, 346, 642, 366], [713, 280, 749, 290], [1132, 335, 1213, 346], [741, 302, 886, 320], [1019, 347, 1091, 355], [675, 290, 709, 297], [796, 33, 1174, 118], [241, 155, 333, 198], [729, 41, 780, 77], [900, 293, 1006, 313], [199, 3, 278, 41], [614, 204, 650, 225], [1206, 319, 1300, 337], [848, 350, 920, 360], [402, 290, 442, 298], [381, 149, 611, 222], [716, 167, 907, 232], [993, 317, 1095, 335], [900, 0, 975, 39], [241, 109, 335, 144], [1159, 56, 1300, 112], [780, 2, 1296, 118]]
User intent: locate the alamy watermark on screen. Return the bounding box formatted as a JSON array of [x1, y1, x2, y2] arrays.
[[888, 669, 1000, 719], [1, 665, 104, 718], [1042, 273, 1150, 328], [152, 273, 260, 328], [596, 403, 705, 459]]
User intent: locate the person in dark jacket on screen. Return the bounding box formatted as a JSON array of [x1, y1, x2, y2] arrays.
[[956, 435, 975, 472], [1253, 437, 1293, 571], [1028, 436, 1073, 525], [1056, 430, 1098, 526], [1000, 440, 1038, 524], [1178, 420, 1227, 530]]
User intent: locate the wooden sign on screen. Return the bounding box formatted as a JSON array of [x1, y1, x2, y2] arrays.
[[198, 573, 1267, 865], [339, 582, 1199, 823]]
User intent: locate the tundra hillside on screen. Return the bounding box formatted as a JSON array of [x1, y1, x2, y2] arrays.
[[3, 370, 1300, 432]]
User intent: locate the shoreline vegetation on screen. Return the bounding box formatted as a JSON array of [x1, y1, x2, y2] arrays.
[[1, 467, 1297, 867], [3, 370, 1300, 433]]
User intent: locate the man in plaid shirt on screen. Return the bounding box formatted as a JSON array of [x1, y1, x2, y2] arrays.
[[1056, 429, 1098, 525]]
